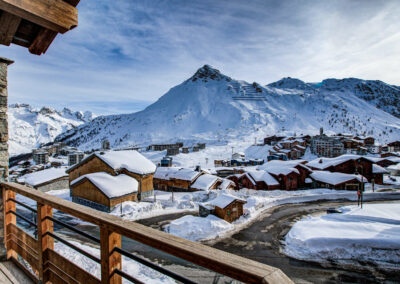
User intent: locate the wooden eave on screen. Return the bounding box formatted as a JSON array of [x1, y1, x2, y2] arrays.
[[0, 0, 80, 55]]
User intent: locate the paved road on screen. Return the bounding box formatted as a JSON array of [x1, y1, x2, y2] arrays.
[[210, 200, 400, 284]]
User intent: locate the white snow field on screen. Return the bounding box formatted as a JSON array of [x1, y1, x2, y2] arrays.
[[283, 203, 400, 270]]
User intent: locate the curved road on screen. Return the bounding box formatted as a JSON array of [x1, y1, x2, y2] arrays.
[[209, 200, 400, 283]]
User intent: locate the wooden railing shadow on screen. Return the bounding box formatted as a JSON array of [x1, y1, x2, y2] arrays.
[[2, 182, 292, 284]]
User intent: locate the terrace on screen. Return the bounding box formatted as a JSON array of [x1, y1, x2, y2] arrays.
[[0, 0, 292, 283]]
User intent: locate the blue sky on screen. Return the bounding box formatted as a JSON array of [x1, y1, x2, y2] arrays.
[[1, 0, 399, 115]]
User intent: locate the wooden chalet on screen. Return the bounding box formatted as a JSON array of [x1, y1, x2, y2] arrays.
[[66, 150, 156, 199], [203, 194, 246, 222], [70, 172, 138, 212], [259, 161, 306, 190], [387, 141, 400, 152], [310, 171, 366, 190], [263, 135, 284, 145], [237, 171, 280, 190], [307, 155, 387, 185], [190, 173, 222, 191], [153, 167, 203, 192]]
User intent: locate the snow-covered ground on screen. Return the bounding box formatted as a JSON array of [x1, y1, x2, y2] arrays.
[[54, 241, 175, 284], [283, 203, 400, 271], [166, 188, 400, 242]]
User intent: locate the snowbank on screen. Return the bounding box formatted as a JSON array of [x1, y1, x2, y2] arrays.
[[168, 215, 234, 242], [283, 203, 400, 270]]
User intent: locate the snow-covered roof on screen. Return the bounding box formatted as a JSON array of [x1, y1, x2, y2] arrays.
[[70, 172, 138, 198], [153, 167, 180, 180], [218, 179, 235, 190], [172, 168, 202, 181], [246, 170, 279, 185], [17, 167, 68, 187], [258, 161, 300, 176], [388, 163, 400, 171], [191, 174, 221, 190], [372, 164, 388, 174], [154, 167, 202, 181], [205, 194, 246, 209], [307, 154, 360, 170], [310, 171, 367, 186], [68, 150, 156, 175]]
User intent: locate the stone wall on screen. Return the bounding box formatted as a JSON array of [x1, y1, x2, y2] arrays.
[[0, 57, 13, 260]]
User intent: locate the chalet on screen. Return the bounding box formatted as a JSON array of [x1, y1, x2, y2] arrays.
[[387, 141, 400, 152], [190, 174, 222, 191], [372, 164, 388, 184], [202, 194, 246, 222], [237, 170, 280, 190], [70, 172, 138, 212], [310, 171, 366, 190], [219, 179, 236, 190], [197, 143, 206, 149], [388, 163, 400, 176], [166, 147, 179, 156], [363, 137, 375, 147], [153, 167, 203, 192], [262, 160, 312, 188], [17, 167, 68, 192], [182, 147, 189, 154], [263, 135, 284, 145], [264, 166, 299, 190], [307, 155, 386, 185], [66, 150, 156, 200]]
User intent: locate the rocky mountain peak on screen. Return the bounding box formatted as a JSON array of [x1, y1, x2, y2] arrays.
[[190, 64, 231, 82], [268, 77, 314, 91]]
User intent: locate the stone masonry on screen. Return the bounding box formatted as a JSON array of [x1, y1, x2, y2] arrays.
[[0, 57, 13, 260]]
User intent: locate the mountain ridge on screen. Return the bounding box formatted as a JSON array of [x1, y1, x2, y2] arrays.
[[9, 104, 96, 155], [55, 65, 400, 150]]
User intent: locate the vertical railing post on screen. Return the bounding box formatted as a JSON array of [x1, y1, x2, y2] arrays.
[[37, 203, 54, 282], [100, 226, 122, 284], [3, 188, 16, 260]]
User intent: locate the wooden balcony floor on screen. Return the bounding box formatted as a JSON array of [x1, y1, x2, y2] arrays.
[[0, 261, 35, 284]]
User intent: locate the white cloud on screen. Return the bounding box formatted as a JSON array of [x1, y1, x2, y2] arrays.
[[1, 0, 399, 114]]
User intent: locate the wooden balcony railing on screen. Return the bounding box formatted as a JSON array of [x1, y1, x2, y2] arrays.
[[2, 182, 292, 284]]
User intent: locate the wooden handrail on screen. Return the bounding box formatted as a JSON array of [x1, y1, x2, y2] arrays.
[[2, 182, 293, 284]]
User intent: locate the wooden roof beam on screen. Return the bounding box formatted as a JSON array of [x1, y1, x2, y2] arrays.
[[0, 0, 78, 34], [0, 11, 21, 46]]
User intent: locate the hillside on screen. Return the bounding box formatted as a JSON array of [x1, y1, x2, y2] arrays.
[[9, 104, 95, 155], [56, 65, 400, 150]]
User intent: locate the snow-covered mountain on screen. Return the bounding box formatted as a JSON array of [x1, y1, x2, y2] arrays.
[[9, 104, 96, 155], [56, 65, 400, 150]]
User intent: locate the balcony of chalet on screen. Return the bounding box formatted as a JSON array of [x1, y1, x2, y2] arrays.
[[0, 0, 292, 283]]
